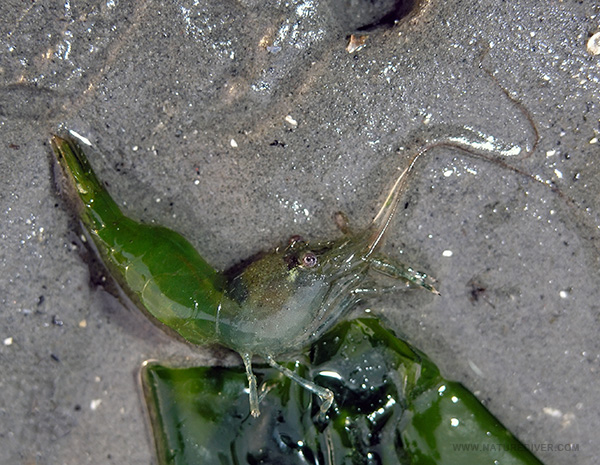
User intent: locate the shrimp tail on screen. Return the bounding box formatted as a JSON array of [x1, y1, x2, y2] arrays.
[[51, 135, 123, 233]]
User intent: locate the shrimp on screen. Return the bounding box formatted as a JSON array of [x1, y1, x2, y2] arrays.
[[51, 125, 533, 417]]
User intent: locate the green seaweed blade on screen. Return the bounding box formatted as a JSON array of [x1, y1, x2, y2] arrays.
[[142, 318, 543, 465]]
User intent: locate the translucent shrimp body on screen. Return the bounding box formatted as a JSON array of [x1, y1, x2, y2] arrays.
[[51, 126, 530, 417]]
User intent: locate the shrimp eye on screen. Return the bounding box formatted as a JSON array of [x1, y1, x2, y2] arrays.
[[302, 252, 317, 268]]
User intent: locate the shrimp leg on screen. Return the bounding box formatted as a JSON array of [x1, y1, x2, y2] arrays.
[[265, 355, 334, 417], [241, 353, 260, 417]]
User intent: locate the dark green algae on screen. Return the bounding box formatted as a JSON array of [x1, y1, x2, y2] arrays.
[[142, 318, 543, 465]]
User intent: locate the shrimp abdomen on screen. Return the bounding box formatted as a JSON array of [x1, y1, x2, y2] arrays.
[[51, 136, 224, 345]]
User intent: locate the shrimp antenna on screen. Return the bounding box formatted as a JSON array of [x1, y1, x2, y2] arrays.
[[363, 44, 549, 258], [364, 124, 543, 258]]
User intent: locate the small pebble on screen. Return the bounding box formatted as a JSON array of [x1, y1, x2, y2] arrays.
[[587, 31, 600, 55], [90, 399, 102, 411], [284, 115, 298, 127]]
